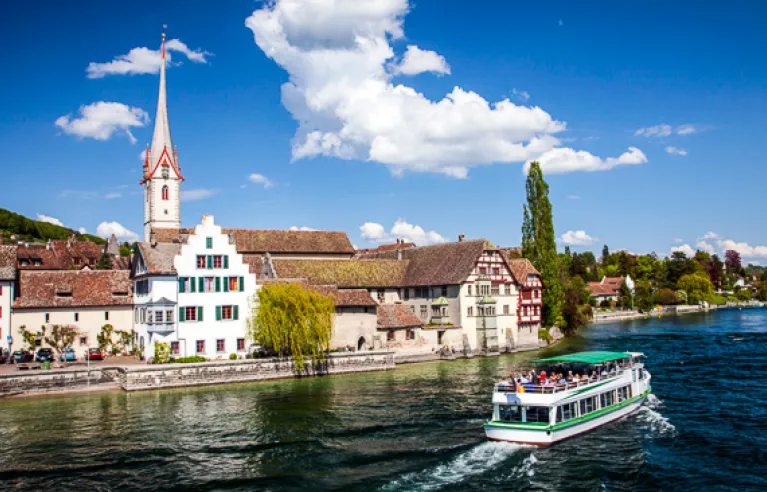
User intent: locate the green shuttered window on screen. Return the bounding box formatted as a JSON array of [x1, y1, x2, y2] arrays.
[[239, 277, 244, 292], [233, 305, 239, 320], [178, 277, 186, 293], [206, 237, 212, 249], [197, 306, 203, 321], [216, 306, 222, 321], [198, 277, 204, 292], [224, 255, 229, 269], [190, 277, 196, 292], [215, 277, 221, 292], [207, 255, 213, 269], [179, 306, 186, 322]]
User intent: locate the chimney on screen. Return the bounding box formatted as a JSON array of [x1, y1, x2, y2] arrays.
[[46, 239, 52, 250], [458, 234, 465, 242], [149, 231, 157, 246], [397, 248, 402, 261]]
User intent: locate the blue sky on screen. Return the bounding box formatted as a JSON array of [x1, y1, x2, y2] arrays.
[[1, 0, 766, 263]]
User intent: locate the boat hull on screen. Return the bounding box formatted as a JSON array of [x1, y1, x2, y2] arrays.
[[484, 397, 645, 447]]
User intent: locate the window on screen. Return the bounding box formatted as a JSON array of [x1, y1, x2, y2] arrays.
[[438, 331, 445, 345], [525, 406, 550, 423], [556, 402, 578, 422], [136, 279, 149, 295], [503, 305, 509, 315], [148, 311, 153, 324], [161, 185, 169, 200], [140, 309, 146, 323], [196, 340, 205, 354], [203, 277, 215, 293], [206, 237, 213, 249], [479, 267, 487, 274], [197, 256, 206, 269], [492, 267, 500, 276], [237, 338, 245, 351], [79, 336, 88, 346], [213, 255, 223, 268], [523, 306, 528, 316], [104, 311, 109, 321], [217, 305, 237, 321], [228, 277, 239, 291], [178, 277, 187, 293], [155, 311, 164, 323], [216, 339, 225, 353], [468, 306, 473, 316], [74, 313, 79, 322], [166, 310, 173, 323], [579, 396, 597, 416], [498, 405, 523, 422], [600, 391, 615, 408], [491, 284, 499, 295], [617, 386, 630, 403], [404, 288, 410, 301], [420, 305, 427, 320], [409, 305, 415, 313], [440, 286, 447, 297], [185, 306, 198, 321], [467, 285, 472, 296], [387, 330, 395, 341], [406, 329, 415, 340], [171, 342, 180, 355]]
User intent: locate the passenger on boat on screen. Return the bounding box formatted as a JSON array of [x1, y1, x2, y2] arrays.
[[567, 371, 574, 382], [539, 371, 547, 384]]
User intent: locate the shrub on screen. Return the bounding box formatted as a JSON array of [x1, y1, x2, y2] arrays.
[[538, 328, 552, 344], [654, 288, 678, 306], [599, 299, 611, 308], [708, 295, 726, 306], [170, 356, 207, 364], [154, 342, 171, 364], [229, 353, 237, 360]]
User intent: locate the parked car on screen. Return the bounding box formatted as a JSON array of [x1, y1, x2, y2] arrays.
[[0, 349, 8, 364], [36, 348, 55, 363], [12, 350, 34, 363], [59, 347, 77, 362], [85, 348, 103, 361]]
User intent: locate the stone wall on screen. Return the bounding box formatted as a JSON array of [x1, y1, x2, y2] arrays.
[[121, 351, 395, 391], [0, 368, 121, 397]]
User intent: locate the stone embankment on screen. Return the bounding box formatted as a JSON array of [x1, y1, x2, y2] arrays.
[[0, 351, 394, 398]]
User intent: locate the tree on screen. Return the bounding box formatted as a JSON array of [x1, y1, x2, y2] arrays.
[[119, 244, 132, 257], [96, 251, 113, 270], [736, 288, 752, 302], [618, 280, 633, 309], [43, 324, 79, 366], [708, 254, 724, 289], [561, 276, 592, 337], [665, 251, 697, 287], [97, 324, 115, 353], [654, 288, 678, 306], [677, 272, 714, 305], [248, 283, 334, 372], [601, 245, 610, 268], [757, 273, 767, 301], [634, 281, 654, 312], [521, 162, 563, 328], [725, 249, 743, 274]]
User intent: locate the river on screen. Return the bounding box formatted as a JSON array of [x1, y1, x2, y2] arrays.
[[1, 308, 765, 491]]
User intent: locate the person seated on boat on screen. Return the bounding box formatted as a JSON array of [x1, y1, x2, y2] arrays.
[[573, 373, 581, 383], [591, 369, 599, 380], [567, 371, 574, 382], [519, 374, 530, 384], [557, 374, 567, 385], [539, 371, 547, 384]]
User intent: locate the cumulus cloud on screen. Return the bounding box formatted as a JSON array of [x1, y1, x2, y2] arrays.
[[702, 231, 719, 240], [77, 227, 88, 234], [181, 189, 215, 201], [360, 218, 445, 246], [696, 240, 715, 254], [245, 0, 641, 178], [36, 214, 64, 227], [673, 231, 767, 260], [559, 230, 596, 246], [290, 226, 316, 231], [392, 45, 450, 76], [719, 239, 767, 258], [55, 102, 149, 143], [671, 244, 695, 256], [86, 39, 211, 78], [96, 221, 138, 241], [665, 146, 687, 156], [511, 89, 530, 101], [525, 146, 647, 175], [248, 173, 274, 188]]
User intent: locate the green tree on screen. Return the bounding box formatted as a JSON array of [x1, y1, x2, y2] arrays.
[[96, 251, 113, 270], [248, 283, 334, 372], [601, 245, 610, 268], [634, 281, 654, 312], [618, 280, 633, 309], [119, 244, 132, 257], [43, 324, 79, 366], [521, 162, 563, 328], [654, 288, 678, 306], [677, 272, 714, 305], [736, 288, 752, 302], [561, 276, 592, 337], [756, 273, 767, 301]]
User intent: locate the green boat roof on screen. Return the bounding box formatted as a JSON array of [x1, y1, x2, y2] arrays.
[[533, 351, 631, 365]]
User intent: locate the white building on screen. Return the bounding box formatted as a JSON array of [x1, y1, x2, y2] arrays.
[[142, 32, 183, 242], [132, 215, 257, 360], [0, 245, 17, 350]]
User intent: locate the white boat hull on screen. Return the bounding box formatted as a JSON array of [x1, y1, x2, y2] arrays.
[[485, 396, 645, 447]]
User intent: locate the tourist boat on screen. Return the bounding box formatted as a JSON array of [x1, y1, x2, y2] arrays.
[[484, 351, 651, 446]]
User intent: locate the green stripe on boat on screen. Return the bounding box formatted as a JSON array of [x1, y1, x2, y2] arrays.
[[533, 351, 631, 364]]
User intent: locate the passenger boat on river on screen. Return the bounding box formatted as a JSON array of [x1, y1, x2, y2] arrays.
[[484, 351, 651, 446]]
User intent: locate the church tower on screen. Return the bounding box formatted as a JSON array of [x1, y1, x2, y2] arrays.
[[142, 31, 184, 241]]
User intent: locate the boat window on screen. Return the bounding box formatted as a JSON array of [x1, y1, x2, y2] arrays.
[[556, 402, 577, 422], [579, 396, 596, 416], [639, 368, 645, 380], [524, 406, 550, 423], [600, 391, 615, 408], [498, 405, 523, 422], [616, 386, 629, 402]]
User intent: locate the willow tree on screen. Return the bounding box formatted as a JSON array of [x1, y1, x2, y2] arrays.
[[522, 161, 563, 328], [249, 283, 334, 372]]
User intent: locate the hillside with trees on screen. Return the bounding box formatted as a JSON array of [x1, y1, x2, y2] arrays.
[[0, 208, 105, 245]]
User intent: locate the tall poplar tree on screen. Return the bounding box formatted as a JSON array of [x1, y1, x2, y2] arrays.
[[522, 162, 563, 327]]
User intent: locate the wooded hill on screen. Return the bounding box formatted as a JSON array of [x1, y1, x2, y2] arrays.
[[0, 208, 105, 245]]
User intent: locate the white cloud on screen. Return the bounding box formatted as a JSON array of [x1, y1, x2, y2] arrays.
[[86, 39, 211, 78], [511, 88, 530, 101], [559, 230, 596, 246], [289, 226, 317, 231], [673, 238, 683, 243], [245, 0, 636, 178], [718, 239, 767, 258], [104, 192, 122, 199], [696, 240, 715, 254], [702, 231, 719, 240], [55, 102, 149, 143], [635, 124, 672, 137], [671, 244, 695, 256], [180, 189, 215, 201], [567, 195, 581, 200], [96, 221, 138, 242], [392, 45, 450, 76], [360, 218, 445, 246], [665, 146, 687, 156], [248, 173, 274, 188], [77, 227, 87, 234], [675, 124, 698, 136], [525, 146, 647, 175], [36, 214, 64, 227], [140, 149, 147, 161]]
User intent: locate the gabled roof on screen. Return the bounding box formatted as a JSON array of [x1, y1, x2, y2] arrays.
[[501, 255, 541, 285], [377, 304, 423, 329], [588, 276, 624, 296], [136, 242, 180, 275], [0, 245, 17, 280], [272, 259, 407, 288], [357, 241, 416, 254], [361, 239, 493, 287], [309, 285, 377, 307], [14, 270, 132, 308]]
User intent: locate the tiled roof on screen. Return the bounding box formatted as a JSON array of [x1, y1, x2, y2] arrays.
[[151, 228, 192, 243], [588, 277, 624, 296], [361, 239, 493, 287], [335, 289, 377, 307], [272, 259, 408, 288], [377, 304, 423, 329], [242, 254, 266, 276], [357, 241, 415, 255], [14, 239, 127, 271], [137, 242, 181, 275], [501, 247, 523, 259], [0, 245, 17, 280], [14, 270, 132, 308], [501, 254, 541, 284]]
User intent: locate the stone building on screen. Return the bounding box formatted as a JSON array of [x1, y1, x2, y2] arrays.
[[0, 245, 17, 346]]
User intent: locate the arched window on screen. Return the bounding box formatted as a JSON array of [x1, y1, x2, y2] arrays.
[[161, 185, 169, 201]]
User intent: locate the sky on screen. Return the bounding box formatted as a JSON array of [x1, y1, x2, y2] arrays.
[[1, 0, 766, 264]]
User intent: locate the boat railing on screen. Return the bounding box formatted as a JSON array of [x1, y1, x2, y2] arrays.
[[495, 367, 629, 394]]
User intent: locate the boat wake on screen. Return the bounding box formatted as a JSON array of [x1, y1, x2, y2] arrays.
[[637, 397, 676, 438], [645, 393, 664, 410], [381, 441, 527, 491]]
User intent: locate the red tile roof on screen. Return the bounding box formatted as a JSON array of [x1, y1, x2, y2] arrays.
[[137, 243, 181, 275], [500, 254, 541, 285], [377, 304, 423, 329], [14, 270, 133, 308], [357, 241, 416, 254], [588, 277, 624, 296], [0, 245, 17, 280], [272, 259, 408, 288], [15, 239, 128, 271]]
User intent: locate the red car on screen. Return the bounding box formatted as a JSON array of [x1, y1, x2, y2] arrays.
[[85, 348, 103, 361]]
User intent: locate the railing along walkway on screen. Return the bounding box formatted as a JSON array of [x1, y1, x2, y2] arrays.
[[495, 368, 629, 394]]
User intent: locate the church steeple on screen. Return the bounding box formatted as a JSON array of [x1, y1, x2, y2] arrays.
[[143, 28, 183, 242]]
